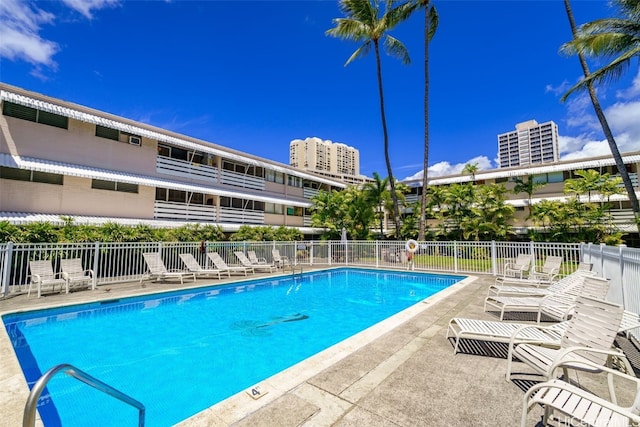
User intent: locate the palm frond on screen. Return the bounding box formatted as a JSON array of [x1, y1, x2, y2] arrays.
[[384, 35, 411, 64], [561, 46, 638, 101], [338, 0, 378, 27], [326, 18, 369, 42], [427, 5, 439, 42], [345, 41, 372, 66]]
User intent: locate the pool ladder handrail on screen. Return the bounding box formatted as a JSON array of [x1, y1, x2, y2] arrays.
[[23, 363, 145, 427]]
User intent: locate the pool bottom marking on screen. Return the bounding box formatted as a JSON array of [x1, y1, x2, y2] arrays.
[[231, 313, 309, 336]]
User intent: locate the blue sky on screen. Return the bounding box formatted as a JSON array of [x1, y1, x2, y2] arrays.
[[1, 0, 639, 180]]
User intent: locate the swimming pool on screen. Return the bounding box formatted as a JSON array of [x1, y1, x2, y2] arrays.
[[3, 268, 465, 426]]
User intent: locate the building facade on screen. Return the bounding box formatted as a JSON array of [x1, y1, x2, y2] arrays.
[[290, 137, 361, 177], [403, 153, 640, 234], [498, 120, 559, 168], [0, 84, 347, 234]]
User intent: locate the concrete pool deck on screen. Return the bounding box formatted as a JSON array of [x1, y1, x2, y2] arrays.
[[0, 268, 637, 426]]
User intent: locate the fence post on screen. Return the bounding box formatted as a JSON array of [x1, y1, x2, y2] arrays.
[[529, 241, 536, 267], [328, 241, 332, 266], [619, 244, 627, 309], [453, 241, 458, 273], [294, 241, 297, 266], [92, 242, 100, 289], [599, 243, 606, 277], [375, 240, 379, 268], [1, 242, 14, 296], [491, 240, 497, 276]]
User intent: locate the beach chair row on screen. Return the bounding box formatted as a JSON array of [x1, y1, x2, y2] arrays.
[[446, 262, 640, 426]]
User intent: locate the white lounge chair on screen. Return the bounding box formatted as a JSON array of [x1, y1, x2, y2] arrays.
[[28, 260, 66, 297], [207, 252, 252, 276], [447, 309, 640, 355], [484, 275, 609, 322], [179, 253, 228, 279], [521, 360, 640, 427], [502, 254, 531, 279], [141, 253, 195, 284], [60, 258, 95, 292], [487, 270, 594, 298], [234, 251, 275, 273], [528, 255, 563, 283], [272, 249, 291, 269], [247, 250, 269, 266], [506, 295, 626, 382]]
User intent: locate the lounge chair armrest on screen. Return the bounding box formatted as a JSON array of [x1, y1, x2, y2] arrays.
[[84, 269, 95, 277], [29, 273, 42, 283], [549, 357, 640, 405], [523, 375, 640, 426], [550, 346, 626, 369]]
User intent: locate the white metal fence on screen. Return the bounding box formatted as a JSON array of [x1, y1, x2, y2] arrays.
[[2, 240, 638, 321]]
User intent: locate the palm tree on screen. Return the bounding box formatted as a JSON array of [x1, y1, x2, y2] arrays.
[[327, 0, 415, 239], [462, 162, 479, 182], [560, 0, 640, 217], [512, 176, 546, 218], [363, 172, 390, 237], [415, 0, 439, 241]]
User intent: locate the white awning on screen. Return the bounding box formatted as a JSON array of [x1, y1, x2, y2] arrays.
[[0, 88, 346, 189], [0, 154, 313, 208], [403, 153, 640, 186]]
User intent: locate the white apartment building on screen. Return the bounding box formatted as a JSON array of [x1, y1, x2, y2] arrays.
[[498, 120, 559, 168], [0, 84, 347, 234], [290, 137, 361, 177]]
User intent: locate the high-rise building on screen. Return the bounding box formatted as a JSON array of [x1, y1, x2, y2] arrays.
[[498, 120, 559, 168], [290, 137, 361, 178]]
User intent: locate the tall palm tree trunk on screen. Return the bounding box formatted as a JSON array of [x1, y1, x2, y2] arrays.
[[564, 0, 640, 217], [418, 3, 430, 241], [374, 40, 402, 238]]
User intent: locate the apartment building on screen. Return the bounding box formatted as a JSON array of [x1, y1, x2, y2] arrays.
[[403, 153, 640, 233], [0, 84, 347, 234], [289, 136, 365, 182], [498, 120, 559, 168]]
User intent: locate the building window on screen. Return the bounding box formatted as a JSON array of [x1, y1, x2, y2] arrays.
[[286, 206, 303, 216], [287, 175, 302, 188], [2, 101, 68, 129], [95, 125, 119, 141], [0, 167, 63, 185], [91, 179, 139, 193], [266, 170, 284, 184], [265, 203, 284, 214]]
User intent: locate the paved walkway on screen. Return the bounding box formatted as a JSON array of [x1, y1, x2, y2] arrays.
[[0, 269, 634, 427]]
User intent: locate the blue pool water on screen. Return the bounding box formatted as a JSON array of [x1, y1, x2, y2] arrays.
[[3, 268, 464, 427]]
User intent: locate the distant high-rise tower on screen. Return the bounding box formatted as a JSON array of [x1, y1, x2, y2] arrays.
[[290, 137, 360, 176], [498, 120, 559, 168]]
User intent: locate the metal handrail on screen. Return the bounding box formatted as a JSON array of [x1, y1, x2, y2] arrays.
[[23, 363, 145, 427]]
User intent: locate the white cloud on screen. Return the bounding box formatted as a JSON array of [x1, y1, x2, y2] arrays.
[[0, 0, 58, 65], [0, 0, 118, 69], [545, 80, 571, 96], [559, 100, 640, 160], [61, 0, 119, 20], [616, 69, 640, 100], [403, 155, 494, 181]]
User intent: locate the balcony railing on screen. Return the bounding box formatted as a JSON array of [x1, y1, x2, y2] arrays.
[[154, 201, 217, 222], [156, 156, 218, 182], [220, 170, 265, 191]]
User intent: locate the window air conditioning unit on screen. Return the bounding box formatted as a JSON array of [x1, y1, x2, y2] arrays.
[[129, 136, 141, 146]]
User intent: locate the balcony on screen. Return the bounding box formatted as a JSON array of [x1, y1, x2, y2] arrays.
[[220, 170, 265, 191], [219, 207, 264, 224], [156, 156, 218, 182], [154, 201, 217, 222]]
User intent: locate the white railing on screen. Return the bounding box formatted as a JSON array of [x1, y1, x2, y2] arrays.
[[220, 170, 265, 191], [154, 201, 217, 222], [156, 156, 218, 182], [303, 187, 319, 199], [218, 207, 264, 224], [1, 240, 637, 339]]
